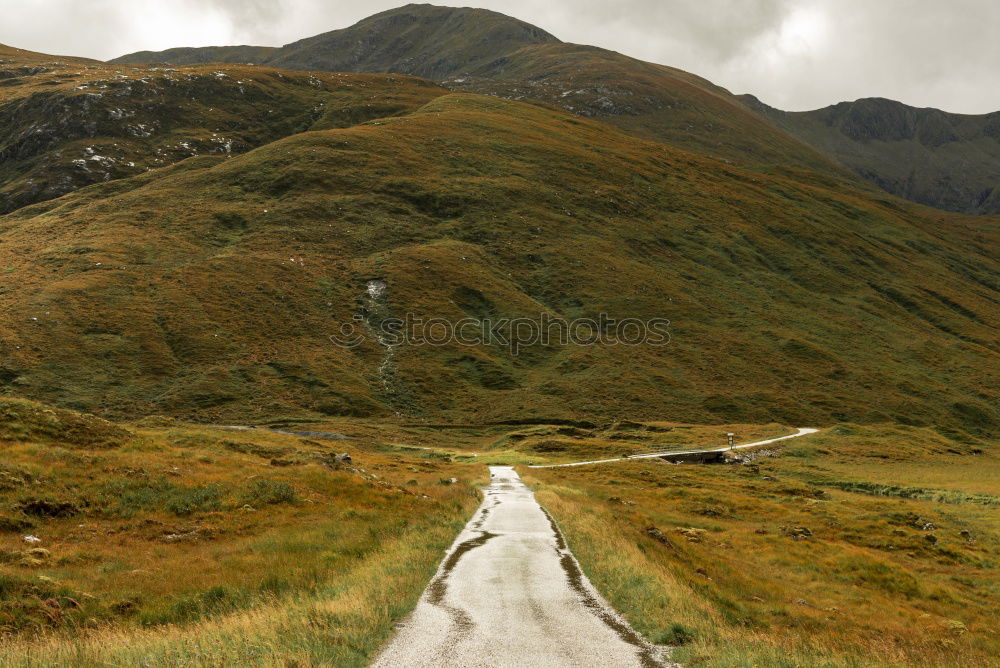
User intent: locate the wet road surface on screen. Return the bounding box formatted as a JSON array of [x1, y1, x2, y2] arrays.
[[528, 427, 820, 469], [371, 466, 673, 667]]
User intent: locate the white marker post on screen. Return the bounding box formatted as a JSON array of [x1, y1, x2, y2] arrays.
[[727, 432, 735, 450]]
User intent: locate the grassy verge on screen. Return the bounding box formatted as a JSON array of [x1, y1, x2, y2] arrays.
[[525, 424, 998, 667], [0, 399, 483, 666]]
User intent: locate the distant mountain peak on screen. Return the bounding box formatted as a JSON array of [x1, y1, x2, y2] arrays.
[[112, 3, 560, 79], [265, 3, 560, 79]]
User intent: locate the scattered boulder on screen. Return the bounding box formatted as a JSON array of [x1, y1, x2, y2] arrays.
[[316, 452, 354, 469], [645, 526, 674, 549], [731, 448, 781, 465], [159, 525, 217, 543], [781, 526, 813, 540], [896, 513, 938, 531], [924, 533, 939, 545], [675, 527, 708, 543], [694, 505, 729, 517]]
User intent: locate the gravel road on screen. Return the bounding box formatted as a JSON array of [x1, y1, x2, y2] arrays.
[[372, 466, 673, 667]]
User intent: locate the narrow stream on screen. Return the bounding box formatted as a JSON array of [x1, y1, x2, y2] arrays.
[[362, 278, 399, 401]]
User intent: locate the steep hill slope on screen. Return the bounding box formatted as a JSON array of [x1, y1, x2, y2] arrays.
[[743, 95, 1000, 214], [0, 46, 446, 213], [446, 42, 854, 180], [1, 93, 996, 435]]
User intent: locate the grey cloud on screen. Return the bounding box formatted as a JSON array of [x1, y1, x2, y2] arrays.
[[203, 0, 290, 41]]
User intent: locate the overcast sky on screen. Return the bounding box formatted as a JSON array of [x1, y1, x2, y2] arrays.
[[4, 0, 998, 113]]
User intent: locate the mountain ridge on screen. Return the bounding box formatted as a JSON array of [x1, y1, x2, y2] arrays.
[[111, 4, 860, 188], [109, 3, 1000, 215], [111, 3, 560, 78], [742, 94, 1000, 214]]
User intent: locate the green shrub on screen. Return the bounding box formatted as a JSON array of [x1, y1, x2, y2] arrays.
[[96, 479, 224, 517], [242, 479, 297, 506], [651, 622, 696, 645], [165, 484, 224, 516]]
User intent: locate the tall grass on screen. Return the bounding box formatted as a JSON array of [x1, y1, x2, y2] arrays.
[[0, 420, 483, 665], [0, 517, 465, 667]]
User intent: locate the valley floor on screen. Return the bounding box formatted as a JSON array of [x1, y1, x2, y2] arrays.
[[0, 400, 996, 667]]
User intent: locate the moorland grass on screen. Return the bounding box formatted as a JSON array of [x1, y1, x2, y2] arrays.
[[0, 89, 996, 435], [0, 401, 484, 665], [525, 424, 999, 667]]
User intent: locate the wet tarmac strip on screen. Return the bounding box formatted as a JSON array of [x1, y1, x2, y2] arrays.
[[371, 466, 676, 668], [528, 427, 820, 469]]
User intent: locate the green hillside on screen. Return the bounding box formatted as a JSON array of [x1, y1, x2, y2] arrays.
[[1, 92, 996, 435], [449, 42, 857, 179], [0, 48, 445, 213]]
